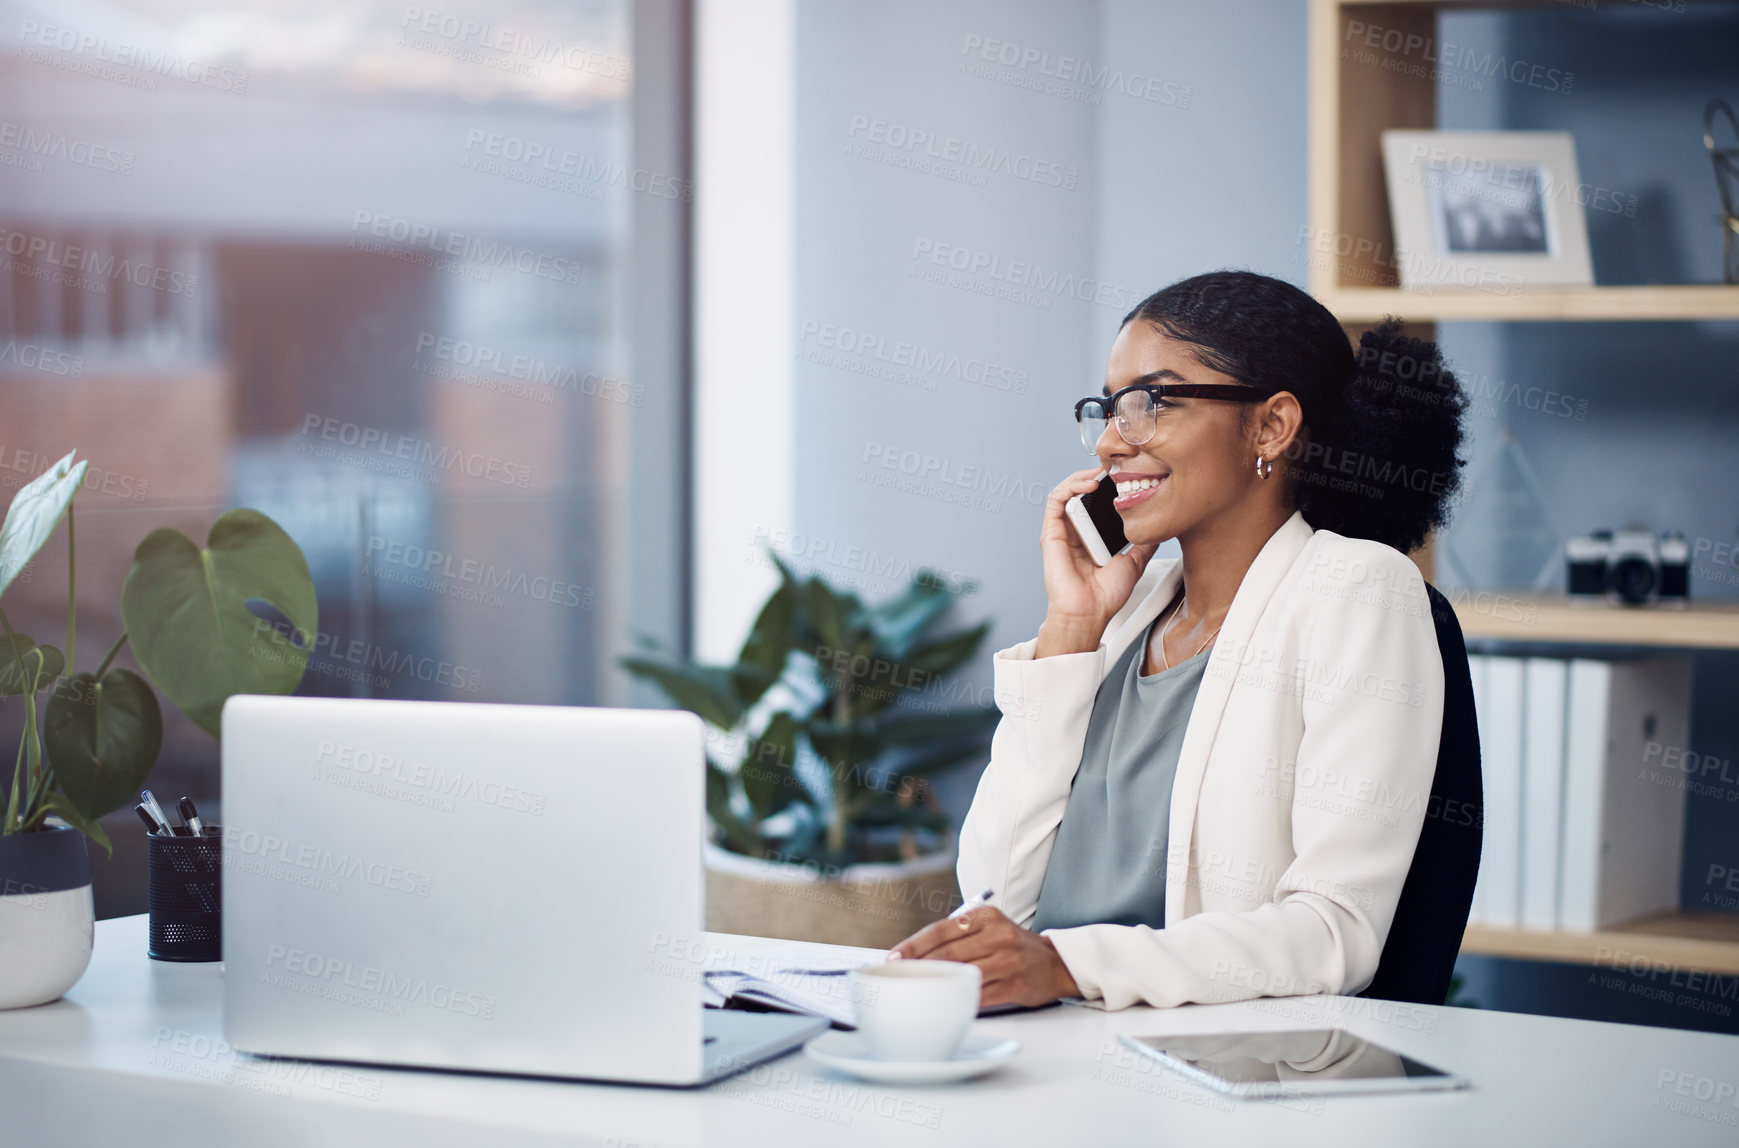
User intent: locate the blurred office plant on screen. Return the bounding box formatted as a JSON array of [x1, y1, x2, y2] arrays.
[[621, 549, 999, 945], [0, 452, 319, 852]]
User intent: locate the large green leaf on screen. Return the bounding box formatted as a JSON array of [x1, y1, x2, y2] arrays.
[[0, 635, 64, 695], [120, 509, 317, 738], [34, 793, 113, 857], [802, 575, 863, 655], [899, 623, 992, 677], [45, 669, 162, 820], [871, 707, 1002, 748], [736, 557, 798, 685], [0, 451, 86, 601], [888, 738, 993, 778], [739, 711, 800, 820], [618, 656, 746, 730], [862, 573, 955, 657]]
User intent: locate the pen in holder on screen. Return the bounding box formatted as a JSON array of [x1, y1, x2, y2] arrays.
[[147, 827, 222, 962]]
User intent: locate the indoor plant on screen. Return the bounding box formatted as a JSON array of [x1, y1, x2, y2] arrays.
[[0, 452, 317, 1009], [621, 548, 999, 947]]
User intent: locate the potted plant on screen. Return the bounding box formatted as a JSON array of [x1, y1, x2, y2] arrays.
[[621, 548, 1000, 948], [0, 452, 317, 1009]]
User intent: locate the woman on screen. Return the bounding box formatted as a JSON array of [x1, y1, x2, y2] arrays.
[[890, 270, 1468, 1012]]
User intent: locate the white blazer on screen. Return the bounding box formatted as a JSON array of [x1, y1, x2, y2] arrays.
[[957, 509, 1444, 1010]]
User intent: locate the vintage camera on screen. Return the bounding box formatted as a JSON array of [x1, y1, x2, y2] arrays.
[[1565, 528, 1690, 605]]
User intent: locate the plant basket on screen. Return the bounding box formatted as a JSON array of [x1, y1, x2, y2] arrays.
[[704, 840, 960, 950]]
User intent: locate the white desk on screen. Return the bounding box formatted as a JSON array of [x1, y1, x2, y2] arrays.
[[2, 916, 1737, 1147]]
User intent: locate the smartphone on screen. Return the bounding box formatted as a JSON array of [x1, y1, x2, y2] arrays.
[[1064, 470, 1129, 567]]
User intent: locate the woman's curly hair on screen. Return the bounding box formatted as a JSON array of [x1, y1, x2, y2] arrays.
[[1121, 270, 1468, 555]]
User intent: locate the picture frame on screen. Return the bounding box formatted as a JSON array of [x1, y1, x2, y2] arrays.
[[1381, 130, 1594, 293]]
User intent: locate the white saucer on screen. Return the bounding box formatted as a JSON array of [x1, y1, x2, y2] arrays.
[[803, 1030, 1019, 1084]]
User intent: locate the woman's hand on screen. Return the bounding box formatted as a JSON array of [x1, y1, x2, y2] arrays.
[[888, 907, 1081, 1009], [1037, 469, 1160, 655]]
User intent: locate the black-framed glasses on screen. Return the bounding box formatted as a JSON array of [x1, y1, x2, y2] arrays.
[[1074, 382, 1269, 453]]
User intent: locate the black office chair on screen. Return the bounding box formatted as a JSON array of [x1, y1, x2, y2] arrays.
[[1357, 581, 1483, 1006]]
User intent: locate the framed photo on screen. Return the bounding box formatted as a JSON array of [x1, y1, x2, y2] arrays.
[[1381, 130, 1593, 292]]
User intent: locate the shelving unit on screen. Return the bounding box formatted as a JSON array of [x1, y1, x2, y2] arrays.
[[1453, 594, 1739, 649], [1320, 284, 1739, 324], [1310, 0, 1739, 977], [1462, 912, 1739, 977]]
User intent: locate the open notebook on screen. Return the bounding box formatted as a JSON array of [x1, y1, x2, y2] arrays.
[[701, 940, 885, 1028]]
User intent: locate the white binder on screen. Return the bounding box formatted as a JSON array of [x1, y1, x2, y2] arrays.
[[1558, 657, 1694, 932], [1477, 656, 1526, 929], [1520, 659, 1568, 932]]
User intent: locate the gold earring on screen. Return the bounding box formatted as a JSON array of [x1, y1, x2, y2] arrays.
[[1255, 454, 1273, 480]]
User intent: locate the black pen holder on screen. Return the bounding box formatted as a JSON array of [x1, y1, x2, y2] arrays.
[[147, 827, 222, 962]]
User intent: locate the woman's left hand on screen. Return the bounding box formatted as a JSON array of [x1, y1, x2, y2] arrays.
[[888, 907, 1081, 1009]]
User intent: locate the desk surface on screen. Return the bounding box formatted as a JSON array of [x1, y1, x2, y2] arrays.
[[2, 916, 1737, 1147]]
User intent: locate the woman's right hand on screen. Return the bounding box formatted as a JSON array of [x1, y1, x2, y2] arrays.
[[1036, 469, 1160, 655]]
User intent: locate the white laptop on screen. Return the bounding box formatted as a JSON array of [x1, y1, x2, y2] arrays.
[[221, 695, 826, 1086]]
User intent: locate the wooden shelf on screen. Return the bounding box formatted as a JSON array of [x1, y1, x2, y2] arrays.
[[1462, 912, 1739, 976], [1306, 0, 1739, 327], [1336, 0, 1734, 9], [1322, 285, 1739, 324], [1451, 592, 1739, 649]]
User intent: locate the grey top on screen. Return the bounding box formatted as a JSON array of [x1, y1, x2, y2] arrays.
[[1029, 609, 1208, 933]]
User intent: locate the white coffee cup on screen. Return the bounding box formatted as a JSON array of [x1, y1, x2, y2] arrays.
[[849, 960, 981, 1062]]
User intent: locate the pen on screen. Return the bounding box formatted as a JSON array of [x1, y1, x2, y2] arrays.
[[948, 886, 995, 919], [140, 790, 174, 835], [177, 797, 205, 837], [135, 803, 168, 836]]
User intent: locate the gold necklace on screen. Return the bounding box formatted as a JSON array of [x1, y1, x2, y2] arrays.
[[1156, 593, 1222, 672]]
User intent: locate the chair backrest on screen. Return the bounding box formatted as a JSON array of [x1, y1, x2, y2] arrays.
[[1358, 581, 1484, 1006]]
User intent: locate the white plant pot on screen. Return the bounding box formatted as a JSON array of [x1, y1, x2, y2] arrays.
[[0, 823, 95, 1010], [703, 841, 961, 950]]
